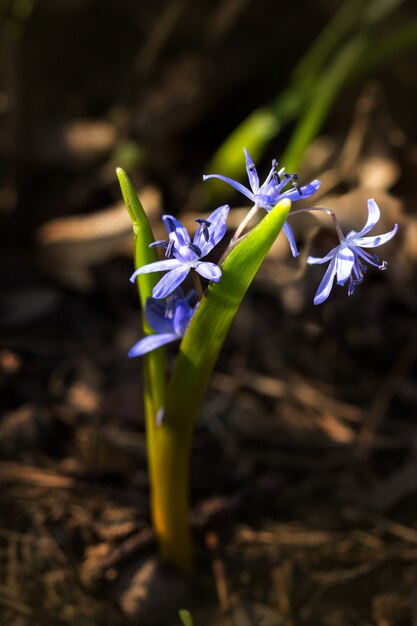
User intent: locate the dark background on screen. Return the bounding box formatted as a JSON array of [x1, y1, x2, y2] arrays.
[[1, 1, 417, 624]]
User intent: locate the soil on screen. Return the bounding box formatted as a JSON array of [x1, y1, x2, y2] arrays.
[[1, 1, 417, 625]]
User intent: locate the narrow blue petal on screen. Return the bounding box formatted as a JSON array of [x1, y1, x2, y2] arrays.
[[335, 247, 355, 285], [130, 259, 182, 282], [313, 257, 337, 305], [161, 215, 194, 262], [202, 174, 255, 203], [128, 333, 178, 357], [307, 245, 339, 265], [152, 266, 190, 299], [196, 204, 230, 256], [172, 299, 193, 336], [282, 222, 299, 257], [145, 298, 173, 333], [194, 262, 222, 281], [162, 214, 190, 244], [244, 148, 259, 193], [351, 223, 398, 248], [354, 247, 382, 268], [354, 198, 380, 238], [282, 179, 321, 202]]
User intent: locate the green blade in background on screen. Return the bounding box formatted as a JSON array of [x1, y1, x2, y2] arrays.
[[281, 36, 367, 172], [203, 0, 371, 201], [203, 0, 411, 202]]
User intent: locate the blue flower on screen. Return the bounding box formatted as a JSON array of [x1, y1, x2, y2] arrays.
[[128, 292, 196, 357], [203, 148, 320, 256], [130, 204, 229, 299], [307, 198, 398, 305]]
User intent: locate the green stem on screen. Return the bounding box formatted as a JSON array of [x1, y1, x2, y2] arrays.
[[152, 420, 194, 576]]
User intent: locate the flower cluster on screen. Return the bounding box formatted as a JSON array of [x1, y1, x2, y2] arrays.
[[129, 149, 398, 357]]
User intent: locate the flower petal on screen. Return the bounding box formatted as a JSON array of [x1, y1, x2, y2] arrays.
[[152, 266, 190, 299], [244, 148, 259, 193], [307, 245, 339, 265], [130, 259, 182, 283], [336, 247, 355, 285], [194, 262, 222, 282], [354, 198, 380, 238], [172, 299, 193, 336], [145, 298, 173, 333], [351, 223, 398, 248], [162, 214, 190, 243], [313, 257, 337, 305], [128, 333, 179, 357], [202, 174, 255, 203], [282, 179, 321, 202], [195, 204, 230, 256], [282, 222, 299, 257]]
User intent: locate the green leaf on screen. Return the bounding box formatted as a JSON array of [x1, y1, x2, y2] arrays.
[[179, 609, 194, 626], [116, 167, 166, 461], [163, 198, 291, 431], [116, 167, 160, 314]]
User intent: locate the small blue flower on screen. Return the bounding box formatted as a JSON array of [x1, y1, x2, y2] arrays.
[[203, 148, 320, 256], [130, 204, 229, 299], [307, 198, 398, 305], [128, 292, 196, 357]]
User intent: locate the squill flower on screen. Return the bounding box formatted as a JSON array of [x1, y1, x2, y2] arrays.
[[307, 198, 398, 305], [203, 148, 320, 256], [130, 205, 229, 299], [128, 292, 196, 357]]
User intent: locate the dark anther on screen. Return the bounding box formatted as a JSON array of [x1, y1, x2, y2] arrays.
[[292, 182, 302, 196], [165, 217, 175, 232], [188, 242, 202, 256], [248, 163, 256, 171], [290, 173, 299, 181], [149, 240, 168, 249], [165, 239, 175, 258], [195, 218, 211, 242]]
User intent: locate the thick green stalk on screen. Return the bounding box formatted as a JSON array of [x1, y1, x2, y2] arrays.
[[151, 199, 291, 574]]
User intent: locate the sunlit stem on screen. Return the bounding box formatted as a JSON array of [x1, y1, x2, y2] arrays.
[[289, 206, 345, 242], [151, 421, 193, 577], [232, 204, 260, 241], [219, 203, 260, 264]]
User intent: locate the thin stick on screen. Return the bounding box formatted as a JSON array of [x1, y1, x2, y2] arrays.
[[232, 204, 260, 241], [219, 204, 260, 264], [191, 271, 204, 299], [289, 206, 345, 242]]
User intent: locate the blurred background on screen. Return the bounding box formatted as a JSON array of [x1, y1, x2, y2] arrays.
[[1, 0, 417, 624]]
